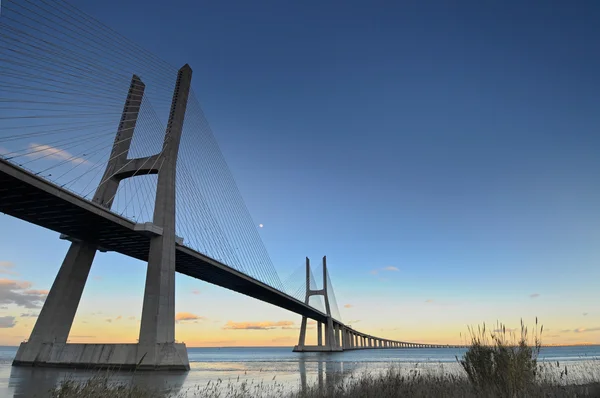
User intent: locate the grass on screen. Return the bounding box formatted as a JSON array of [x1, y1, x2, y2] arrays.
[[458, 318, 543, 396], [48, 319, 600, 397]]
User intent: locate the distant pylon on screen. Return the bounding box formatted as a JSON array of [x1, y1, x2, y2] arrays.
[[293, 256, 342, 352]]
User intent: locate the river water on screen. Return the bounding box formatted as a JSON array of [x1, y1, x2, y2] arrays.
[[0, 345, 599, 397]]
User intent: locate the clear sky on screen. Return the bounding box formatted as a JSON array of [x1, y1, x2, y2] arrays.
[[1, 0, 599, 346]]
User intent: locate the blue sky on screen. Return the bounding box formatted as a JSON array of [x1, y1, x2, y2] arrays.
[[1, 0, 599, 345]]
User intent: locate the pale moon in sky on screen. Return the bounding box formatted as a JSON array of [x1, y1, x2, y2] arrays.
[[259, 224, 264, 228]]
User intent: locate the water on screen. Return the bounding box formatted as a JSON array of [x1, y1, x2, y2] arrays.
[[0, 345, 599, 397]]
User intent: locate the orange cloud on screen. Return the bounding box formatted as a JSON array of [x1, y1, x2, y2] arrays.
[[23, 289, 49, 295], [26, 143, 88, 165], [0, 316, 16, 328], [344, 304, 353, 308], [175, 312, 204, 322], [0, 279, 32, 289], [223, 320, 294, 330], [0, 262, 18, 276], [574, 327, 600, 333], [191, 289, 201, 295], [0, 278, 47, 308], [425, 299, 434, 303]]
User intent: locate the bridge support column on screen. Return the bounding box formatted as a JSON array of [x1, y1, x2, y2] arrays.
[[317, 322, 322, 346], [138, 64, 192, 370]]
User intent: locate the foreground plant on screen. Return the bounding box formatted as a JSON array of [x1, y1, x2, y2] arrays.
[[458, 318, 543, 396], [49, 373, 163, 398]]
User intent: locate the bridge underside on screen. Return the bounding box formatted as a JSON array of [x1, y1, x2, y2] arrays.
[[0, 159, 328, 325]]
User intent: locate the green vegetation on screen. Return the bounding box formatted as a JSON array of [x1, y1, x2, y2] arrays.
[[458, 318, 542, 396], [49, 319, 600, 397]]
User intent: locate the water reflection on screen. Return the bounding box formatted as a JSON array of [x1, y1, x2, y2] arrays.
[[9, 365, 188, 397], [298, 354, 354, 394]]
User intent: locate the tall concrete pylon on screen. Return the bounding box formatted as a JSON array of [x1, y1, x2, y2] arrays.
[[13, 65, 193, 370], [293, 256, 342, 352]]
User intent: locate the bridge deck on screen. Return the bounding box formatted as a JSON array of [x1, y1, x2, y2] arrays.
[[0, 159, 329, 324]]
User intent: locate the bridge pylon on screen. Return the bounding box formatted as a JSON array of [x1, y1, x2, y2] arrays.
[[13, 65, 193, 371], [293, 256, 342, 352]]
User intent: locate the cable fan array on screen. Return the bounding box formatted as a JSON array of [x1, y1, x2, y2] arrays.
[[0, 0, 326, 299]]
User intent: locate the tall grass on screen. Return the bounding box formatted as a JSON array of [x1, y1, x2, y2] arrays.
[[458, 318, 543, 396]]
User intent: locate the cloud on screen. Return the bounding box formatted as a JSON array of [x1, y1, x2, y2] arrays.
[[574, 327, 600, 333], [24, 289, 49, 295], [308, 320, 317, 325], [583, 313, 588, 316], [0, 279, 31, 289], [0, 278, 48, 308], [0, 316, 16, 328], [26, 143, 88, 165], [344, 304, 353, 308], [92, 276, 102, 281], [370, 266, 399, 275], [425, 299, 434, 303], [105, 319, 112, 323], [175, 312, 205, 322], [347, 319, 361, 324], [191, 289, 200, 295], [493, 328, 517, 333], [128, 316, 136, 321], [20, 313, 38, 317], [223, 320, 294, 330], [115, 316, 122, 321], [70, 335, 96, 338], [0, 261, 18, 276], [529, 293, 540, 298], [271, 336, 294, 343]]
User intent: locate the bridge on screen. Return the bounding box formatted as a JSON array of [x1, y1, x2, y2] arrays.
[[0, 0, 458, 370]]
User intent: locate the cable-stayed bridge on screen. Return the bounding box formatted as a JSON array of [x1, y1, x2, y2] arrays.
[[0, 0, 458, 370]]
